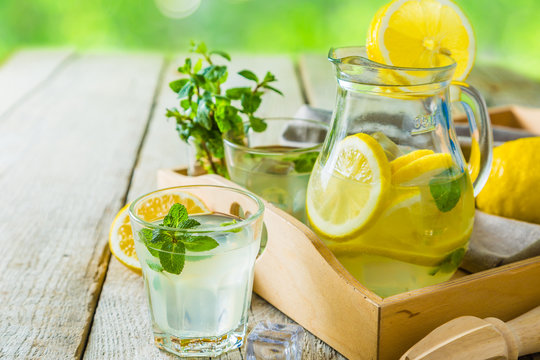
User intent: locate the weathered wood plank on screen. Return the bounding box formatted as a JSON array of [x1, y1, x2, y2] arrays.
[[299, 53, 540, 110], [0, 52, 164, 359], [0, 48, 73, 118], [83, 54, 343, 359]]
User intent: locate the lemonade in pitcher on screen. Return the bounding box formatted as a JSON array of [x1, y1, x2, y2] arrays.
[[306, 0, 492, 297], [307, 133, 476, 297]]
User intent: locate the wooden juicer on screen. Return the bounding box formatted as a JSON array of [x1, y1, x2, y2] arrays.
[[401, 306, 540, 359]]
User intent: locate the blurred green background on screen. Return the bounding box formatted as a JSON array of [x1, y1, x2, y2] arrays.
[[1, 0, 539, 79]]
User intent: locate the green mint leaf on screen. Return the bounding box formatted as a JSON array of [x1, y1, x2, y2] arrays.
[[159, 241, 185, 275], [238, 70, 259, 82], [429, 170, 462, 212], [241, 92, 262, 114], [180, 99, 190, 110], [191, 73, 206, 86], [178, 58, 192, 74], [190, 41, 207, 55], [202, 65, 227, 82], [430, 248, 466, 275], [221, 219, 242, 233], [249, 115, 267, 132], [210, 50, 231, 61], [225, 87, 250, 100], [147, 260, 163, 272], [215, 105, 238, 133], [193, 58, 203, 73], [178, 82, 194, 98], [178, 218, 201, 229], [195, 101, 213, 130], [183, 236, 219, 252], [138, 229, 162, 257], [214, 95, 230, 106], [162, 203, 188, 227], [263, 71, 276, 83], [290, 151, 319, 173], [151, 229, 173, 244], [262, 84, 283, 96], [169, 79, 188, 93], [139, 228, 153, 243]]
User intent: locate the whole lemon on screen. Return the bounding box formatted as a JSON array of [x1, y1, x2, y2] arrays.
[[476, 137, 540, 224]]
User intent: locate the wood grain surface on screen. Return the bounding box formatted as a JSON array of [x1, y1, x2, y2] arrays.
[[0, 48, 73, 118], [0, 52, 163, 359]]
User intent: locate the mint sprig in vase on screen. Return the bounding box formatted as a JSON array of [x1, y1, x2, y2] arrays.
[[166, 41, 282, 177]]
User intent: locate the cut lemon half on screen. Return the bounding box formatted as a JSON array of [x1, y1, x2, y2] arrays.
[[390, 149, 435, 174], [109, 191, 209, 273], [306, 133, 391, 239], [366, 0, 475, 81], [393, 153, 453, 185]]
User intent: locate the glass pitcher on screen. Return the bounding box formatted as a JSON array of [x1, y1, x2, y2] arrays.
[[306, 47, 493, 297]]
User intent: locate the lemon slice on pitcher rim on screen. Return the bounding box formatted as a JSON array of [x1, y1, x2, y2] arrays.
[[306, 133, 391, 239], [366, 0, 476, 81], [109, 191, 209, 273]]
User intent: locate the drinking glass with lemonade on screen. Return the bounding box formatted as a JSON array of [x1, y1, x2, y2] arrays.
[[306, 0, 492, 297], [128, 186, 264, 357]]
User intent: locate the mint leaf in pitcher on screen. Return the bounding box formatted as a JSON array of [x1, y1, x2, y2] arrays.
[[429, 248, 466, 276], [429, 169, 461, 212]]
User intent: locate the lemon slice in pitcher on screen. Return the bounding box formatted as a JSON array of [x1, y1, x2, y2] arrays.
[[392, 153, 453, 185], [306, 133, 391, 239], [366, 0, 475, 81]]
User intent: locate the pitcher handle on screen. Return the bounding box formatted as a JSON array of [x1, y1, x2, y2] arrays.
[[451, 81, 493, 197]]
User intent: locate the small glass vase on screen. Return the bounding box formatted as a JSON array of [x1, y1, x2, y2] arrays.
[[187, 138, 227, 177]]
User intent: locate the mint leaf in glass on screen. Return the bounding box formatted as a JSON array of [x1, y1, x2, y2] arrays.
[[177, 218, 201, 229], [159, 242, 186, 275], [290, 151, 319, 173], [138, 203, 221, 275], [183, 236, 219, 252], [429, 169, 462, 212], [147, 260, 164, 273], [162, 203, 188, 227]]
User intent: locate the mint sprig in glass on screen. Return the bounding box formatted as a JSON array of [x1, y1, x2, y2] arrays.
[[128, 185, 264, 357]]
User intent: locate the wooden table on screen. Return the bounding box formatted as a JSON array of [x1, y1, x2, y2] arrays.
[[2, 48, 540, 360]]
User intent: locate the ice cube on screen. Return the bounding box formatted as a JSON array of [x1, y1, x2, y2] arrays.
[[371, 131, 404, 160], [246, 321, 304, 360]]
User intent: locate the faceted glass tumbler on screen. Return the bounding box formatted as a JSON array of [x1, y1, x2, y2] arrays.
[[129, 186, 265, 357], [246, 321, 304, 360]]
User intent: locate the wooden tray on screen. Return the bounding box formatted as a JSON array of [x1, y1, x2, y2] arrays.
[[157, 168, 540, 360], [455, 105, 540, 135]]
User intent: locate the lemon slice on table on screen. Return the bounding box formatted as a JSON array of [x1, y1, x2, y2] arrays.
[[109, 191, 209, 273], [306, 133, 391, 239], [366, 0, 475, 81], [392, 153, 453, 185]]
